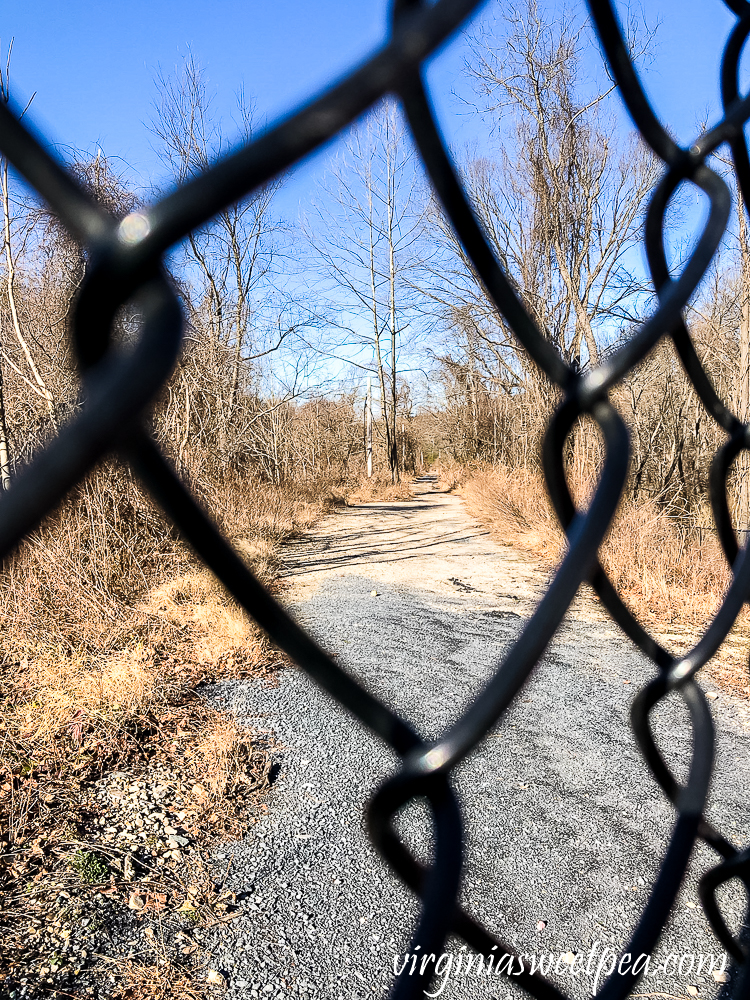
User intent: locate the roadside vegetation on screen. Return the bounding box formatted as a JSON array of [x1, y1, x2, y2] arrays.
[[0, 467, 353, 997], [0, 453, 416, 999]]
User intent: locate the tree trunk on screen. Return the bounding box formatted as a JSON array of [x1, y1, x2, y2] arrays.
[[2, 162, 56, 425], [0, 358, 12, 490], [366, 376, 373, 478], [737, 194, 750, 530], [388, 176, 399, 483]]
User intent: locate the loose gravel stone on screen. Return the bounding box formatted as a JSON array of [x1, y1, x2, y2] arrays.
[[202, 478, 749, 999]]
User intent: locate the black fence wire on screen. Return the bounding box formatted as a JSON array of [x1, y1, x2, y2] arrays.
[[2, 0, 750, 997]]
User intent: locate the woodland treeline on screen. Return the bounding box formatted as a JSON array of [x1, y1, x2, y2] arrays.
[[1, 1, 749, 530]]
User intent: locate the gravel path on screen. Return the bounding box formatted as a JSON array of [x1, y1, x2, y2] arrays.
[[203, 476, 750, 999]]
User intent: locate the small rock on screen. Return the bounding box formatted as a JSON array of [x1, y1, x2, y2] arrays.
[[686, 987, 698, 997], [706, 692, 719, 701], [536, 920, 547, 931], [370, 589, 378, 597], [713, 970, 730, 983]]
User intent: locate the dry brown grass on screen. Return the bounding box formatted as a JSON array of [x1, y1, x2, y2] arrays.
[[434, 458, 472, 494], [141, 571, 267, 669], [5, 647, 159, 760], [0, 464, 342, 661], [462, 463, 750, 692], [0, 466, 329, 809], [101, 955, 207, 1000], [462, 465, 560, 561], [0, 460, 409, 831], [344, 469, 414, 503], [189, 716, 264, 802], [0, 465, 342, 780], [0, 462, 350, 797]]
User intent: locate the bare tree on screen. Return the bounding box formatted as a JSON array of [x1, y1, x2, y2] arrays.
[[0, 42, 54, 485], [682, 173, 750, 528], [730, 184, 750, 527], [305, 99, 424, 482], [151, 55, 300, 473], [426, 0, 658, 429], [0, 47, 133, 481]]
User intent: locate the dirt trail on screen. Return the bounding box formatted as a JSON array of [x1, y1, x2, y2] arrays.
[[204, 475, 750, 1000], [283, 474, 543, 607], [283, 473, 603, 625]]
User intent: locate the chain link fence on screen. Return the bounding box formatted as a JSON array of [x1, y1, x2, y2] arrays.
[[2, 0, 750, 996]]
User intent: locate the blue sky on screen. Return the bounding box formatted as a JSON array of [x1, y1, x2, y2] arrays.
[[2, 0, 746, 212], [1, 0, 746, 404], [3, 0, 467, 207]]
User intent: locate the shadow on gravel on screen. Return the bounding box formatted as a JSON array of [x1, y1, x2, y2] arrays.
[[202, 571, 750, 1000]]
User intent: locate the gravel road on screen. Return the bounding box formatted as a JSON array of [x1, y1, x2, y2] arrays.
[[203, 476, 750, 999]]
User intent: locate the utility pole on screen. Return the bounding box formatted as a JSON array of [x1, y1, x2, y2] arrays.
[[366, 375, 373, 478]]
